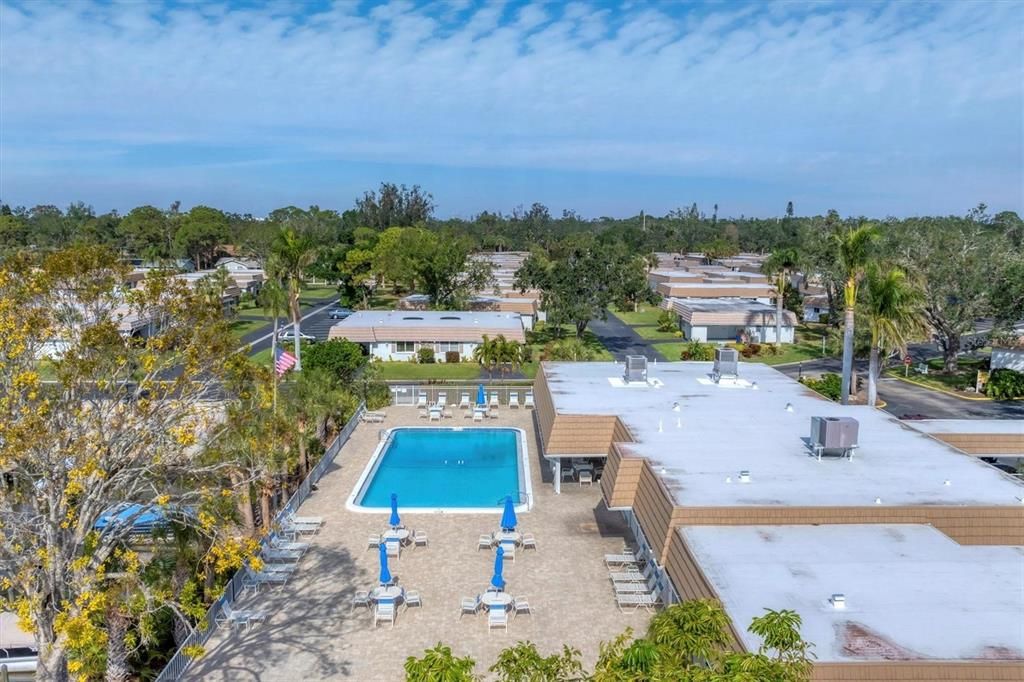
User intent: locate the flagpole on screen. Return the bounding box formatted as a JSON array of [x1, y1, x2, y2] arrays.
[[272, 313, 279, 414]]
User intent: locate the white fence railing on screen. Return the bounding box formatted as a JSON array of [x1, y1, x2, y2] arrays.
[[388, 382, 534, 407], [154, 402, 365, 682]]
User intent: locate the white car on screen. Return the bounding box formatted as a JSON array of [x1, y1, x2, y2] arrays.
[[278, 329, 316, 343]]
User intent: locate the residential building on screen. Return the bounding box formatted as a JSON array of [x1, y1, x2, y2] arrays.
[[802, 293, 831, 323], [992, 336, 1024, 372], [398, 293, 544, 329], [328, 310, 526, 362], [661, 297, 797, 343]]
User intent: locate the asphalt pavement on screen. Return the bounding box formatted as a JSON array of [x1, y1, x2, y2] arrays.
[[239, 293, 341, 356], [586, 314, 667, 361]]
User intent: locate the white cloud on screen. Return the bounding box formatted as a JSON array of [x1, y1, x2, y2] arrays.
[[0, 0, 1020, 215]]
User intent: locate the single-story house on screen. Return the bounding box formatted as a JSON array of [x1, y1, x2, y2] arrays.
[[802, 293, 831, 323], [992, 338, 1024, 372], [398, 293, 544, 329], [661, 297, 797, 343], [328, 311, 527, 362], [214, 257, 263, 272], [655, 281, 776, 304]]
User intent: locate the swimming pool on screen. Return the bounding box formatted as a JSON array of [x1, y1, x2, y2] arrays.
[[348, 427, 532, 513]]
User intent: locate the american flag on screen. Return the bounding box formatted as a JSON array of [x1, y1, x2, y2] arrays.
[[275, 347, 297, 376]]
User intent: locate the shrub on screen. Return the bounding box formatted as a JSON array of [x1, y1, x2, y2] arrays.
[[679, 340, 715, 361], [763, 343, 780, 356], [416, 347, 436, 364], [656, 310, 677, 333], [302, 339, 367, 382], [747, 343, 761, 356], [801, 372, 842, 401], [986, 368, 1024, 400], [444, 350, 461, 363], [673, 330, 683, 338]]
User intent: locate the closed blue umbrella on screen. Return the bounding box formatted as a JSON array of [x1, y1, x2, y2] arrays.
[[490, 545, 505, 590], [378, 542, 392, 586], [500, 495, 517, 532], [389, 492, 401, 528], [476, 384, 486, 406]]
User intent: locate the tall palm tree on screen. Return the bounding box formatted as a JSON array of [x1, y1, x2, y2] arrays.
[[862, 265, 925, 407], [473, 334, 500, 378], [272, 227, 318, 370], [834, 223, 879, 404], [283, 368, 343, 479], [763, 247, 801, 347]]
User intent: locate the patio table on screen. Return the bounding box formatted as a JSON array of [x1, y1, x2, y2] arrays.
[[383, 528, 410, 544], [371, 585, 404, 604], [493, 530, 522, 546], [480, 591, 512, 611]]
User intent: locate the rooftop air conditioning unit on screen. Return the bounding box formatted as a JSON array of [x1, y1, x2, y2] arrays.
[[810, 416, 859, 452], [624, 355, 648, 384], [713, 347, 739, 380]]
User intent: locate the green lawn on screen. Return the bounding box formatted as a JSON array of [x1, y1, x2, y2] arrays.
[[633, 326, 681, 341], [884, 356, 985, 393], [229, 318, 269, 339], [299, 285, 339, 304], [651, 325, 832, 364], [652, 342, 688, 361], [527, 325, 613, 361], [375, 362, 483, 381], [608, 305, 663, 326]]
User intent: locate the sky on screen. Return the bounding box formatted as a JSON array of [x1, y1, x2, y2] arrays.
[[0, 0, 1022, 220]]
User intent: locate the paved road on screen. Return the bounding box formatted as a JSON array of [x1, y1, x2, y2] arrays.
[[238, 293, 341, 356], [588, 314, 667, 361]]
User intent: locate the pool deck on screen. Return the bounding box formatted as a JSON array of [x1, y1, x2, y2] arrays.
[[186, 406, 649, 681]]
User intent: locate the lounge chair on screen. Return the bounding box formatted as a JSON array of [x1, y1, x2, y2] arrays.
[[215, 601, 268, 631], [614, 581, 654, 594], [262, 547, 303, 563], [350, 590, 371, 612], [512, 597, 531, 619], [489, 392, 499, 407], [413, 530, 428, 548], [524, 392, 535, 409], [487, 608, 508, 633], [361, 411, 386, 423], [269, 535, 310, 552], [464, 409, 474, 420], [478, 534, 493, 550], [579, 470, 593, 486], [368, 534, 381, 551], [416, 394, 427, 408], [285, 512, 323, 526], [404, 590, 422, 610], [259, 562, 297, 574], [459, 393, 470, 409], [460, 596, 480, 619], [418, 408, 429, 420], [386, 540, 400, 560], [608, 569, 645, 583], [429, 410, 442, 422], [500, 544, 515, 563], [437, 393, 447, 407], [374, 601, 396, 628], [242, 566, 290, 594], [487, 407, 499, 420], [473, 410, 484, 422], [508, 392, 520, 409], [521, 533, 537, 551], [444, 407, 455, 419], [616, 588, 661, 612], [604, 553, 637, 566], [281, 521, 319, 537]]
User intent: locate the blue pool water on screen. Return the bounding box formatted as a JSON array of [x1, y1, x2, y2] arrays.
[[357, 428, 522, 509]]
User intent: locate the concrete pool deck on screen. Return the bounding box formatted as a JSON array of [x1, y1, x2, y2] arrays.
[[185, 406, 649, 681]]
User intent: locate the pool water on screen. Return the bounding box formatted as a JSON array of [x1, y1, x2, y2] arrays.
[[355, 428, 524, 509]]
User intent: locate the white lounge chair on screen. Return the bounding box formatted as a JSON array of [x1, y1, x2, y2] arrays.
[[215, 601, 268, 631], [242, 566, 290, 594], [261, 547, 303, 563], [604, 553, 637, 566], [444, 407, 455, 419], [460, 596, 480, 619], [368, 534, 381, 551], [489, 392, 499, 407], [459, 393, 470, 409], [464, 409, 474, 420], [512, 597, 531, 619], [374, 601, 396, 628], [500, 544, 515, 563], [386, 540, 400, 560], [281, 521, 319, 537], [286, 512, 323, 526], [488, 608, 508, 633], [478, 534, 493, 550], [413, 530, 428, 548], [473, 410, 484, 422], [361, 411, 386, 423], [508, 392, 520, 409], [487, 407, 500, 420], [616, 588, 661, 612], [609, 569, 645, 583], [615, 581, 654, 594], [269, 535, 310, 552], [579, 470, 593, 486], [418, 408, 429, 420], [429, 410, 442, 422], [437, 393, 447, 407], [416, 394, 427, 408], [404, 590, 422, 610], [521, 533, 537, 551], [350, 590, 371, 612], [524, 392, 535, 408]]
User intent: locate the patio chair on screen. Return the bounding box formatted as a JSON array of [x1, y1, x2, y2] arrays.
[[464, 409, 474, 420], [604, 552, 637, 567], [418, 408, 429, 420], [261, 547, 303, 563], [367, 534, 381, 551], [350, 590, 371, 612], [614, 581, 654, 594], [616, 588, 661, 613], [460, 596, 481, 619], [487, 408, 500, 420], [560, 467, 575, 482], [386, 540, 401, 560], [487, 608, 508, 633], [404, 590, 422, 610], [459, 393, 470, 409], [416, 394, 427, 408], [579, 470, 594, 486], [437, 393, 448, 407], [269, 534, 310, 553], [242, 566, 290, 595], [609, 569, 646, 583], [512, 597, 531, 619], [524, 392, 535, 409], [500, 544, 516, 563], [429, 410, 442, 422], [478, 534, 494, 550], [413, 530, 428, 548], [215, 601, 268, 631], [374, 601, 396, 628], [444, 407, 455, 419], [489, 392, 499, 407], [508, 392, 520, 409], [521, 533, 537, 551]]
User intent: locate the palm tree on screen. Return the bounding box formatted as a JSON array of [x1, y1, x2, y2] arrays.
[[259, 260, 288, 408], [834, 223, 879, 404], [272, 228, 318, 370], [862, 265, 925, 407], [763, 247, 801, 348], [282, 368, 343, 479], [473, 334, 500, 378]]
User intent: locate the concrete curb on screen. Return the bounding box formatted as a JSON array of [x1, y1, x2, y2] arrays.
[[883, 373, 993, 402]]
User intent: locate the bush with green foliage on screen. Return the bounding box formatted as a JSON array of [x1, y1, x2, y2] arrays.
[[404, 643, 475, 682], [488, 642, 583, 682], [656, 309, 677, 333], [986, 368, 1024, 400], [801, 372, 842, 401], [416, 347, 436, 364], [544, 337, 595, 361], [302, 339, 366, 383], [679, 340, 715, 361]]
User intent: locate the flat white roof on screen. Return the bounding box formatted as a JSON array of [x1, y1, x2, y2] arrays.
[[907, 419, 1024, 436], [680, 524, 1024, 663], [542, 362, 1024, 507], [334, 310, 523, 330]]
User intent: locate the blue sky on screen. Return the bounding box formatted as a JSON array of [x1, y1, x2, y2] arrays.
[[0, 0, 1021, 219]]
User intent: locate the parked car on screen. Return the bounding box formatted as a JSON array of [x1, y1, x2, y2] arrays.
[[328, 307, 353, 320], [278, 329, 316, 343]]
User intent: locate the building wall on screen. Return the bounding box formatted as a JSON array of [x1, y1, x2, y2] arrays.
[[992, 347, 1024, 372], [803, 305, 829, 323], [367, 341, 477, 362]]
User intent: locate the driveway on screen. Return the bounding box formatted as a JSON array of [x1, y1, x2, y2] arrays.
[[588, 313, 666, 361]]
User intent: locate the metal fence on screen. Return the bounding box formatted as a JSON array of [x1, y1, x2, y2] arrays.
[[388, 382, 534, 407], [154, 402, 366, 682]]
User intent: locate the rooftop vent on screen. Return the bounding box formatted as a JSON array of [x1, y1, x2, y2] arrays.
[[713, 347, 738, 382], [810, 416, 859, 455], [624, 356, 648, 384], [738, 470, 751, 483], [829, 594, 846, 609], [402, 316, 424, 320]]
